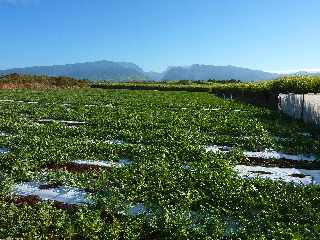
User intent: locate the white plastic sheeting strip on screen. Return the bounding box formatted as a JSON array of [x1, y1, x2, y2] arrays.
[[105, 139, 126, 145], [37, 119, 86, 128], [0, 132, 11, 137], [0, 99, 38, 104], [205, 145, 233, 154], [244, 150, 317, 161], [118, 203, 153, 217], [0, 147, 10, 154], [72, 159, 132, 168], [206, 145, 318, 161], [127, 203, 152, 216], [203, 108, 221, 111], [235, 165, 320, 185], [12, 182, 92, 205], [38, 119, 85, 124], [272, 136, 293, 141], [60, 120, 86, 125], [299, 132, 312, 137]]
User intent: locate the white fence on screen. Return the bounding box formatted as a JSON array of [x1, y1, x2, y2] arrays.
[[278, 93, 320, 126]]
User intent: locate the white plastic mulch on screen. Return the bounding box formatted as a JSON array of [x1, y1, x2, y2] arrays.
[[272, 136, 293, 141], [127, 203, 152, 216], [37, 119, 86, 128], [244, 150, 317, 161], [72, 159, 132, 168], [105, 139, 126, 145], [203, 108, 221, 111], [12, 182, 92, 205], [206, 145, 318, 161], [59, 120, 86, 125], [0, 132, 11, 137], [299, 132, 312, 137], [0, 99, 38, 104], [235, 165, 320, 185], [0, 147, 10, 154], [105, 104, 114, 108], [38, 119, 85, 124], [118, 203, 153, 217], [13, 181, 152, 215], [206, 145, 233, 154]]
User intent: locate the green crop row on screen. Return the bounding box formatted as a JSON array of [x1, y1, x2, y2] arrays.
[[92, 75, 320, 95], [91, 81, 211, 92]]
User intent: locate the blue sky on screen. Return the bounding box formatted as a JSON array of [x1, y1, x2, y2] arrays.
[[1, 0, 320, 72]]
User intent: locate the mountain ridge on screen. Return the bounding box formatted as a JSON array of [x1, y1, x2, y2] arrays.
[[162, 64, 279, 81], [2, 60, 317, 82], [0, 60, 148, 81]]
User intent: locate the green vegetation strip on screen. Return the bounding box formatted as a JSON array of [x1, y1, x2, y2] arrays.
[[0, 89, 318, 239]]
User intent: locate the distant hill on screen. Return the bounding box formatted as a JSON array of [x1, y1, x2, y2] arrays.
[[0, 61, 283, 82], [161, 64, 280, 82], [0, 60, 148, 81]]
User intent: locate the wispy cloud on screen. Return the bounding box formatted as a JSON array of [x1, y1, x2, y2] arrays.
[[269, 68, 320, 74]]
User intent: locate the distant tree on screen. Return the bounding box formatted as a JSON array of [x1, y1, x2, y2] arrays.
[[208, 78, 241, 84]]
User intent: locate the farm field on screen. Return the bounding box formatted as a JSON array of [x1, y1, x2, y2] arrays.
[[0, 89, 319, 239]]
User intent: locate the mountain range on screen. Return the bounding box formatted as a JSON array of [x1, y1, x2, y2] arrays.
[[0, 61, 148, 81], [161, 65, 279, 81], [0, 60, 318, 82]]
